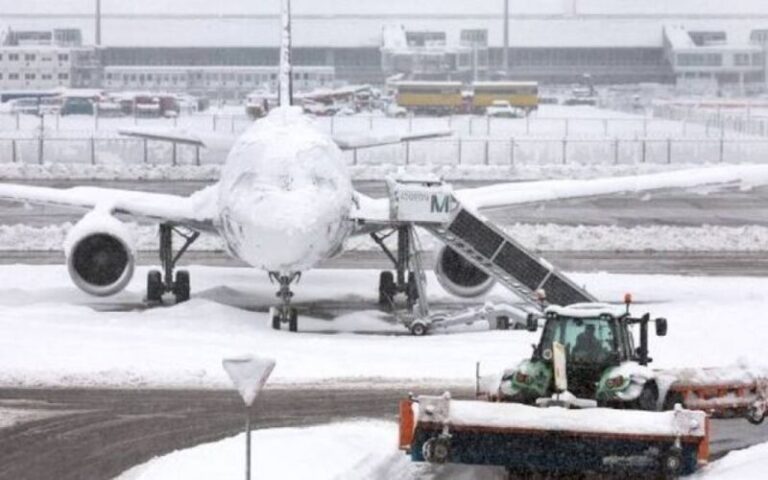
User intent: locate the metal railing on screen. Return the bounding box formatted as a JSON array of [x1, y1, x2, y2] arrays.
[[1, 135, 766, 167], [2, 110, 755, 140]]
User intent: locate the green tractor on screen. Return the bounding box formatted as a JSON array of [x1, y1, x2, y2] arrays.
[[499, 302, 668, 410]]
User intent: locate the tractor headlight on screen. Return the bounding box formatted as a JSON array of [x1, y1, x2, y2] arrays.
[[515, 371, 533, 385], [606, 375, 625, 389]]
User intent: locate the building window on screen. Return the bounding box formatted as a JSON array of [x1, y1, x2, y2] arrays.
[[25, 73, 36, 80], [42, 74, 52, 80], [734, 53, 751, 66], [677, 53, 722, 67], [58, 54, 69, 62], [753, 53, 764, 66], [0, 73, 3, 80], [9, 73, 19, 80], [58, 73, 69, 80], [25, 54, 36, 61], [41, 56, 52, 62], [9, 54, 19, 61]]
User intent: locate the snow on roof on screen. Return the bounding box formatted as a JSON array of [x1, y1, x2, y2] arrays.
[[664, 25, 696, 49], [3, 0, 768, 16], [3, 15, 768, 49], [546, 303, 628, 318]]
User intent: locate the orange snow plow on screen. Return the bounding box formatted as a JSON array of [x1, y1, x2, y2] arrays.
[[399, 393, 710, 477], [661, 367, 768, 424]]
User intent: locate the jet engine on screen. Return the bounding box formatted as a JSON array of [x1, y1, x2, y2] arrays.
[[434, 246, 495, 298], [64, 212, 136, 297]]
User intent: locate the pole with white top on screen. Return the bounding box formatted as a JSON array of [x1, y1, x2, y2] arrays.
[[223, 355, 276, 480]]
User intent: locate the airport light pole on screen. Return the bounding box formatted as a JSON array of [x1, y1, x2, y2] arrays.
[[503, 0, 509, 76], [95, 0, 102, 46], [223, 355, 276, 480]]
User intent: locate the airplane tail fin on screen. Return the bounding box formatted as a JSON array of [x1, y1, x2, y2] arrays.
[[278, 0, 294, 107]]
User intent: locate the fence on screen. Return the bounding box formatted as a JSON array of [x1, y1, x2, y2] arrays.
[[1, 110, 753, 141], [2, 135, 767, 167], [654, 104, 768, 138]]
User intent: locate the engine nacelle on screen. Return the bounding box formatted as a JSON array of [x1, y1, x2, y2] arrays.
[[64, 212, 136, 297], [434, 246, 495, 298]]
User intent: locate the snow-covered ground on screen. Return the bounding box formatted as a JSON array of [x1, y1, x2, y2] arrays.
[[0, 266, 767, 389], [2, 221, 768, 253], [117, 419, 768, 480]]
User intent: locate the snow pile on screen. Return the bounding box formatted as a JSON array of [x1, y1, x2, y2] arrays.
[[117, 420, 410, 480], [0, 407, 62, 429], [693, 442, 768, 479], [5, 222, 768, 253], [444, 399, 704, 437]]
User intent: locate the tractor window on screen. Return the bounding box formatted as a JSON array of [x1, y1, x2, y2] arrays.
[[540, 317, 616, 363]]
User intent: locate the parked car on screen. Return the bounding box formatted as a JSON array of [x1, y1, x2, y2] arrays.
[[61, 97, 95, 116], [8, 98, 43, 115], [485, 100, 525, 118]]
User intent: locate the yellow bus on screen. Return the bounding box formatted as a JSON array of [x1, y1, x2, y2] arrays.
[[471, 81, 539, 112], [395, 81, 464, 115]]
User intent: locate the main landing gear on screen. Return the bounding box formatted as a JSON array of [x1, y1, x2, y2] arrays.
[[371, 225, 421, 311], [146, 223, 200, 304], [270, 272, 301, 332]]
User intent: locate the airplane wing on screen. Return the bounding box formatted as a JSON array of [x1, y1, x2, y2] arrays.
[[454, 165, 768, 211], [332, 129, 453, 151], [0, 183, 219, 232], [351, 165, 768, 225], [118, 127, 453, 152], [118, 128, 206, 147]]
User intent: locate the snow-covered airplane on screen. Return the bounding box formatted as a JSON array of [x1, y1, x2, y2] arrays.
[[1, 0, 768, 332]]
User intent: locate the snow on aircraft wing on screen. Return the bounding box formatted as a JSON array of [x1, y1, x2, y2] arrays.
[[117, 127, 453, 152], [332, 129, 453, 151], [453, 165, 768, 211], [0, 183, 219, 231], [118, 128, 206, 147], [351, 165, 768, 226]]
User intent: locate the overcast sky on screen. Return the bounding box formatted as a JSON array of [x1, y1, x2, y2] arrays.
[[1, 0, 768, 16]]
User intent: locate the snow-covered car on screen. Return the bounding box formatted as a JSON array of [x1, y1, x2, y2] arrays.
[[386, 103, 408, 118], [485, 100, 524, 118], [8, 98, 43, 115]]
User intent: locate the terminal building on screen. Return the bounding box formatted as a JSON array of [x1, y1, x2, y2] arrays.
[[0, 28, 99, 91], [2, 1, 768, 94]]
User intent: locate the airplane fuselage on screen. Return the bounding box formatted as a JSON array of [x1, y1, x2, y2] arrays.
[[216, 107, 354, 273]]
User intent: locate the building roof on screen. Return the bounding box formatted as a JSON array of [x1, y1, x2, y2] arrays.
[[3, 0, 768, 16], [2, 1, 768, 49]]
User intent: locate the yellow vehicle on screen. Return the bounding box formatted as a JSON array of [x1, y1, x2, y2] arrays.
[[472, 81, 539, 113], [395, 81, 464, 115]]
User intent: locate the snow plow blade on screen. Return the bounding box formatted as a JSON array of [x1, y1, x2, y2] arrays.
[[660, 366, 768, 424], [400, 394, 709, 477]]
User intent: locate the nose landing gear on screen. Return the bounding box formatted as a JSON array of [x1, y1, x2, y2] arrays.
[[270, 272, 301, 332]]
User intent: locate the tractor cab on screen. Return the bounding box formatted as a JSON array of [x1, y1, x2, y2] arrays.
[[501, 301, 668, 404], [535, 304, 634, 397]]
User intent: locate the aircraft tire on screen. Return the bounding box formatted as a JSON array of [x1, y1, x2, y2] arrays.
[[147, 270, 163, 303], [173, 270, 191, 303], [378, 271, 395, 306]]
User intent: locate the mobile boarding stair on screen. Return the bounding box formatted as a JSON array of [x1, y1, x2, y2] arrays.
[[384, 175, 596, 334]]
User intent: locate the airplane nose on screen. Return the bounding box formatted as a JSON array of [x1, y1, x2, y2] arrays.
[[223, 187, 348, 271]]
